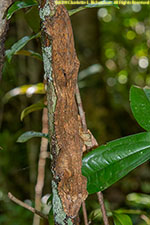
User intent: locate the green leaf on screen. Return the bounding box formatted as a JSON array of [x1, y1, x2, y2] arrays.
[[114, 209, 145, 215], [127, 193, 150, 208], [15, 50, 42, 61], [113, 213, 133, 225], [82, 132, 150, 194], [47, 194, 53, 205], [25, 6, 40, 33], [69, 2, 118, 16], [5, 32, 40, 62], [78, 64, 103, 81], [48, 206, 54, 225], [4, 83, 45, 103], [21, 100, 46, 121], [17, 131, 49, 143], [130, 85, 150, 131], [7, 0, 38, 20]]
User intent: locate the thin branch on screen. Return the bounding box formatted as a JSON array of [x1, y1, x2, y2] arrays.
[[141, 215, 150, 225], [75, 84, 89, 225], [97, 192, 109, 225], [8, 192, 48, 221], [75, 84, 109, 225], [82, 201, 89, 225], [76, 84, 87, 132], [33, 106, 49, 225]]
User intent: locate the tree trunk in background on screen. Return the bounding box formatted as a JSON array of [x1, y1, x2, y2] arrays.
[[0, 0, 13, 78], [40, 1, 88, 224]]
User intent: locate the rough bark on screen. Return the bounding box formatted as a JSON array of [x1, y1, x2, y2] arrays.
[[40, 1, 88, 224], [0, 0, 13, 78]]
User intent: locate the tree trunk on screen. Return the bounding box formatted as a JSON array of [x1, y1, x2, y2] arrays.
[[39, 1, 88, 224], [0, 0, 13, 78]]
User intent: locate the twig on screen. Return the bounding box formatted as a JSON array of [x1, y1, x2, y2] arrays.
[[76, 84, 89, 225], [82, 201, 89, 225], [8, 192, 48, 221], [141, 215, 150, 225], [75, 84, 109, 225], [33, 106, 49, 225], [97, 192, 109, 225], [76, 84, 87, 132]]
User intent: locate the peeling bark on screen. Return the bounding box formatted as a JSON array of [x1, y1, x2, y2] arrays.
[[40, 1, 87, 224], [0, 0, 13, 78]]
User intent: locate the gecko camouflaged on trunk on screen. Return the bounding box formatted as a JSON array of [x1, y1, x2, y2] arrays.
[[42, 4, 88, 218]]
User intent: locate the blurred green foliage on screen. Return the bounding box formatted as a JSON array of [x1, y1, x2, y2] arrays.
[[1, 3, 150, 225]]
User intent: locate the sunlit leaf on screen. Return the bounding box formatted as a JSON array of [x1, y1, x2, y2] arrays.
[[21, 100, 46, 121], [17, 131, 49, 143], [69, 2, 118, 16], [130, 85, 150, 131], [7, 0, 38, 20], [82, 132, 150, 194], [113, 213, 133, 225], [5, 33, 40, 62], [127, 193, 150, 208], [4, 83, 45, 103], [15, 50, 42, 61], [78, 64, 103, 81]]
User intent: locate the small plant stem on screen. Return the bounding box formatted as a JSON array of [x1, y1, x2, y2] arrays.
[[75, 84, 109, 225], [97, 192, 109, 225], [76, 84, 89, 225], [8, 192, 48, 221], [33, 106, 48, 225], [141, 215, 150, 225], [82, 201, 89, 225], [76, 84, 87, 131]]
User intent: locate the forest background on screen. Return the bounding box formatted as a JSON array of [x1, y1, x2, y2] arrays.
[[1, 3, 150, 225]]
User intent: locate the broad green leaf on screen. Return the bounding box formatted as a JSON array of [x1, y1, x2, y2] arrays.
[[82, 132, 150, 194], [17, 131, 49, 143], [7, 0, 38, 20], [130, 86, 150, 131], [15, 50, 42, 61], [4, 83, 45, 103], [21, 100, 46, 121], [5, 33, 40, 62], [113, 213, 133, 225], [69, 2, 118, 16]]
